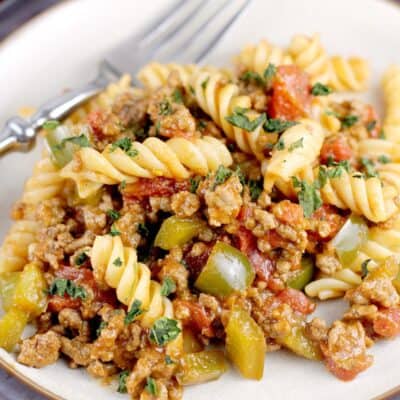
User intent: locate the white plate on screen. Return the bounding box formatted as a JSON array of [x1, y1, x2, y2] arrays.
[[0, 0, 400, 399]]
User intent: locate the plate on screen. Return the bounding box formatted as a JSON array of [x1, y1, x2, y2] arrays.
[[0, 0, 400, 399]]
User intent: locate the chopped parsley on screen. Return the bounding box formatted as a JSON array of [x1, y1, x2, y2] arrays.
[[165, 355, 174, 365], [110, 224, 121, 236], [59, 134, 90, 149], [198, 120, 207, 131], [263, 63, 276, 84], [361, 259, 372, 278], [214, 165, 232, 187], [43, 120, 60, 130], [225, 107, 266, 132], [159, 99, 173, 115], [288, 137, 304, 152], [172, 88, 184, 104], [311, 82, 332, 96], [341, 115, 359, 128], [240, 70, 265, 86], [149, 317, 181, 346], [117, 370, 129, 393], [124, 299, 143, 325], [189, 176, 201, 193], [110, 137, 138, 158], [96, 321, 108, 337], [379, 129, 386, 139], [248, 179, 263, 201], [160, 277, 176, 297], [360, 157, 378, 178], [107, 209, 120, 221], [201, 77, 210, 90], [274, 138, 285, 150], [263, 118, 297, 133], [145, 377, 158, 396], [366, 120, 377, 132], [189, 85, 195, 95], [113, 257, 123, 267], [120, 180, 127, 190], [138, 223, 149, 238], [378, 154, 391, 164], [48, 278, 87, 300], [74, 252, 88, 266], [292, 177, 322, 218]]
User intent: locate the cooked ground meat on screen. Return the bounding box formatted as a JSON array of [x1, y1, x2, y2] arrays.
[[35, 198, 66, 227], [171, 191, 200, 217], [87, 360, 118, 379], [18, 331, 61, 368], [61, 337, 92, 367]]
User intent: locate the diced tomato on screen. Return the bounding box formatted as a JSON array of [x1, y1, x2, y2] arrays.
[[277, 288, 315, 315], [87, 111, 106, 138], [174, 300, 214, 337], [320, 134, 353, 164], [324, 354, 371, 381], [233, 227, 274, 282], [309, 204, 346, 241], [262, 230, 290, 249], [47, 296, 81, 313], [122, 177, 190, 199], [268, 65, 311, 120], [184, 243, 214, 282], [373, 308, 400, 338], [272, 200, 304, 227]]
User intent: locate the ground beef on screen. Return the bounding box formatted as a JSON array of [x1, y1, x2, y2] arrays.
[[171, 191, 200, 217], [316, 249, 342, 275], [61, 337, 92, 367], [35, 198, 66, 227], [112, 91, 149, 129], [115, 203, 145, 248], [18, 331, 61, 368], [204, 175, 243, 227], [306, 317, 328, 342], [87, 360, 118, 379], [58, 308, 89, 339]]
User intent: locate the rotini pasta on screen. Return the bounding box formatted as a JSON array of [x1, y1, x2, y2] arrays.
[[235, 39, 292, 75], [329, 56, 370, 92], [60, 135, 232, 198], [288, 33, 332, 84], [357, 139, 400, 162], [305, 268, 362, 300], [262, 119, 324, 192], [320, 168, 398, 223], [0, 220, 38, 273], [381, 65, 400, 142], [90, 235, 173, 328]]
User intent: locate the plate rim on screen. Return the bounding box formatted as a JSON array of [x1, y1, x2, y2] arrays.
[[0, 0, 400, 399]]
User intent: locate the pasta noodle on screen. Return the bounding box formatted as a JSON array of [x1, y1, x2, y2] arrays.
[[320, 168, 398, 223], [357, 139, 400, 162], [381, 65, 400, 142], [235, 39, 292, 75], [60, 135, 232, 198], [305, 268, 362, 300], [0, 220, 38, 273], [262, 119, 324, 192], [90, 235, 173, 328]]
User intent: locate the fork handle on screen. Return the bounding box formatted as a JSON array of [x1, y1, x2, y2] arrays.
[[0, 73, 110, 155]]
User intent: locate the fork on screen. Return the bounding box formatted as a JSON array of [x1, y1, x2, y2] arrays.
[[0, 0, 251, 155]]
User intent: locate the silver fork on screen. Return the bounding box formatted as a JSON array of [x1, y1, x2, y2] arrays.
[[0, 0, 251, 155]]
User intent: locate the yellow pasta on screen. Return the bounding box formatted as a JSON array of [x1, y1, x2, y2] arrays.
[[60, 135, 232, 198], [21, 157, 65, 205], [262, 119, 324, 192], [305, 268, 362, 300], [0, 220, 38, 273], [329, 56, 370, 92], [288, 33, 331, 84], [320, 168, 398, 223], [235, 39, 292, 75], [90, 235, 173, 328], [357, 139, 400, 162], [381, 65, 400, 142]]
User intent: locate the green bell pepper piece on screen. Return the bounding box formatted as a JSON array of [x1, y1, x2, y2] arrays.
[[154, 216, 204, 250], [0, 272, 20, 312], [194, 242, 254, 297], [45, 126, 77, 168], [287, 256, 314, 290]]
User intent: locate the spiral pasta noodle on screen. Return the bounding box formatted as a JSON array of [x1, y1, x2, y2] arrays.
[[262, 119, 324, 192], [0, 220, 39, 273], [191, 70, 268, 159], [305, 268, 362, 300], [21, 157, 65, 205], [90, 235, 173, 328], [235, 39, 293, 75], [357, 139, 400, 162], [60, 135, 232, 198], [288, 33, 332, 84], [381, 65, 400, 143], [320, 168, 398, 223], [328, 56, 370, 92]]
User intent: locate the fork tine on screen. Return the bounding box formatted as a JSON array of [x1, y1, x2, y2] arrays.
[[153, 0, 251, 64]]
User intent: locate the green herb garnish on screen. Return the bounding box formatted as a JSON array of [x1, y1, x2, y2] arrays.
[[159, 99, 173, 115], [378, 155, 391, 164], [264, 118, 297, 133], [145, 377, 158, 396], [263, 63, 276, 84], [160, 277, 176, 297], [117, 370, 129, 393], [225, 108, 266, 132], [248, 179, 263, 201], [75, 252, 88, 266], [341, 115, 359, 128], [110, 224, 121, 236], [292, 177, 322, 218], [43, 120, 60, 131], [107, 209, 120, 221], [311, 82, 332, 96], [361, 259, 372, 278], [124, 299, 143, 325], [96, 321, 107, 337], [189, 176, 201, 193], [113, 257, 122, 267], [149, 318, 181, 346], [288, 137, 304, 152], [48, 278, 87, 300], [172, 88, 184, 104]]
